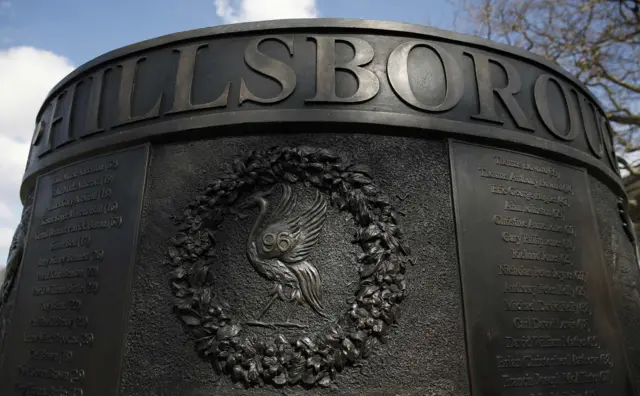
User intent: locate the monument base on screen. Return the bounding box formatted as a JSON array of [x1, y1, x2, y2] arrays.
[[0, 19, 638, 396]]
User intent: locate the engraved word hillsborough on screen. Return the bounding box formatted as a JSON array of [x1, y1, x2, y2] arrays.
[[0, 19, 638, 396]]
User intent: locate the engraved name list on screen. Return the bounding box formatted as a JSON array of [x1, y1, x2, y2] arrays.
[[451, 141, 633, 396], [0, 146, 149, 396]]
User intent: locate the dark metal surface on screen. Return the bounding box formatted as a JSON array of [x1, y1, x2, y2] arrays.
[[1, 19, 639, 396], [22, 19, 622, 204], [0, 190, 34, 346], [451, 141, 634, 395], [0, 145, 149, 396], [167, 146, 408, 388], [123, 136, 466, 395]]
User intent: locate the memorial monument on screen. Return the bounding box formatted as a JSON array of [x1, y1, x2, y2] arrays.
[[0, 19, 638, 395]]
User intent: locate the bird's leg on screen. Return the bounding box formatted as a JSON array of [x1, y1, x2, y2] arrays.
[[285, 305, 297, 323], [275, 283, 287, 300], [289, 288, 302, 304], [285, 287, 303, 322], [255, 283, 284, 321], [245, 284, 309, 329], [256, 294, 277, 321]]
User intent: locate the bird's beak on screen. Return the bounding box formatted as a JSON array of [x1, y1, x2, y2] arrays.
[[253, 185, 277, 199], [261, 185, 277, 197], [238, 185, 277, 210]]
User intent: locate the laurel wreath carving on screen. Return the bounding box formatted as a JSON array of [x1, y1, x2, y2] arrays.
[[168, 146, 410, 388]]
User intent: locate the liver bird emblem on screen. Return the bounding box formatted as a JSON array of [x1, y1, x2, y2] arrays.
[[240, 184, 329, 321]]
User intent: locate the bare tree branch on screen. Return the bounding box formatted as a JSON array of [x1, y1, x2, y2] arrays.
[[595, 66, 640, 94], [609, 114, 640, 126], [619, 156, 640, 176], [456, 0, 640, 170]]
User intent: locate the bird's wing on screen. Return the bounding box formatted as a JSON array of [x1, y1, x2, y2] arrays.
[[269, 184, 297, 222], [281, 190, 328, 264]]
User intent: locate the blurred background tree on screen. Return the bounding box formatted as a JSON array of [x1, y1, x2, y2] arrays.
[[452, 0, 639, 174]]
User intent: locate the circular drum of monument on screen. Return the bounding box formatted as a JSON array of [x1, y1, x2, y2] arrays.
[[0, 19, 638, 396]]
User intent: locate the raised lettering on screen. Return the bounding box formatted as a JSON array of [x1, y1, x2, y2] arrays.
[[81, 67, 110, 138], [534, 74, 579, 141], [306, 36, 379, 103], [599, 114, 619, 174], [577, 94, 604, 158], [451, 142, 626, 394], [167, 43, 230, 114], [33, 86, 77, 156], [115, 57, 163, 125], [56, 81, 79, 149], [387, 40, 463, 112], [239, 35, 296, 105], [465, 51, 534, 131], [31, 100, 57, 156], [14, 383, 84, 396]]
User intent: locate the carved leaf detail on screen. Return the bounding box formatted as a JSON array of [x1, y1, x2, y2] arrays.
[[168, 146, 408, 388], [182, 315, 201, 326]]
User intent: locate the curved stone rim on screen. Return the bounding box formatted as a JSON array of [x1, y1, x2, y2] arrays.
[[21, 18, 628, 206], [20, 109, 626, 200], [39, 18, 607, 119]]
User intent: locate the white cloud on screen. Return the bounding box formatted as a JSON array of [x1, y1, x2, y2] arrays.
[[214, 0, 317, 24], [0, 47, 74, 266]]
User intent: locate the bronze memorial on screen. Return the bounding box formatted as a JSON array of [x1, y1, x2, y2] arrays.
[[0, 19, 638, 396]]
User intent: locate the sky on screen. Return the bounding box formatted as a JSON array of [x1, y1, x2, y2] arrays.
[[0, 0, 460, 265]]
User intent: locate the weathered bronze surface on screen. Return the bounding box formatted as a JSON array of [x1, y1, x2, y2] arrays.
[[0, 146, 149, 396], [0, 19, 638, 395], [451, 142, 634, 395]]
